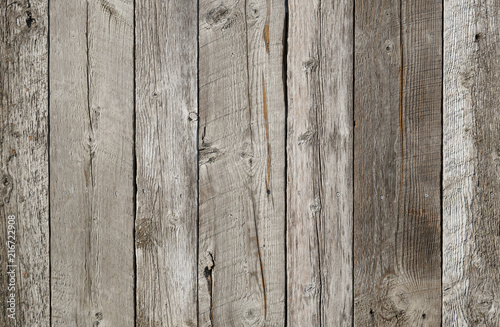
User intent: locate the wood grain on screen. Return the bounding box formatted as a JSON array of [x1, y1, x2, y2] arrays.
[[286, 0, 353, 326], [0, 0, 49, 325], [135, 0, 198, 325], [354, 0, 442, 325], [49, 0, 134, 325], [198, 0, 286, 325], [443, 1, 500, 325]]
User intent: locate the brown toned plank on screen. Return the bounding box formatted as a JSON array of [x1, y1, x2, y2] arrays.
[[354, 0, 442, 325]]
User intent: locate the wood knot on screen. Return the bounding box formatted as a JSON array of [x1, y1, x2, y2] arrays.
[[241, 300, 263, 325], [95, 312, 103, 321], [298, 130, 317, 145], [199, 143, 223, 165], [304, 281, 318, 297], [135, 217, 154, 249], [188, 112, 198, 121], [0, 173, 13, 205], [303, 58, 318, 72], [377, 272, 440, 324], [384, 40, 394, 52], [206, 5, 234, 30], [309, 198, 321, 213], [26, 11, 35, 28]]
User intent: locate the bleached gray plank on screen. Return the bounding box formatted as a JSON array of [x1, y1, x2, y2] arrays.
[[49, 0, 134, 325], [286, 0, 353, 326], [198, 0, 287, 325], [135, 0, 198, 325], [443, 0, 500, 325]]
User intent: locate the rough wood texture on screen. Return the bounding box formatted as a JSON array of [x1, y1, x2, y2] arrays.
[[135, 0, 198, 325], [286, 0, 353, 325], [198, 0, 286, 325], [443, 1, 500, 325], [0, 0, 49, 325], [49, 0, 134, 325], [354, 0, 442, 325]]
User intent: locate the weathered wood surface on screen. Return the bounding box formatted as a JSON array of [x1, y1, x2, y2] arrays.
[[3, 2, 500, 326], [354, 0, 442, 325], [198, 0, 287, 325], [286, 0, 353, 326], [135, 0, 198, 325], [49, 0, 134, 325], [443, 1, 500, 325], [0, 0, 49, 325]]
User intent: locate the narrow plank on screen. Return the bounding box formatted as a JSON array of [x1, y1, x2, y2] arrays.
[[0, 0, 49, 325], [49, 0, 134, 325], [354, 0, 442, 325], [135, 0, 198, 325], [198, 0, 286, 325], [286, 0, 353, 326], [443, 1, 500, 325]]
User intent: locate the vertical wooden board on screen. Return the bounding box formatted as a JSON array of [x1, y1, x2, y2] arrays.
[[49, 0, 134, 325], [286, 0, 353, 326], [135, 0, 198, 325], [443, 1, 500, 325], [354, 0, 442, 325], [198, 0, 286, 325], [0, 0, 49, 325]]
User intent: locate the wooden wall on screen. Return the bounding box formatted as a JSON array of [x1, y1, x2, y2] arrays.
[[0, 0, 499, 326]]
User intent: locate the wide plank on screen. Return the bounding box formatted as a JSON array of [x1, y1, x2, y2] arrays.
[[0, 0, 49, 325], [198, 0, 287, 325], [286, 0, 353, 325], [49, 0, 134, 325], [354, 0, 442, 325], [443, 0, 500, 325], [135, 0, 198, 325]]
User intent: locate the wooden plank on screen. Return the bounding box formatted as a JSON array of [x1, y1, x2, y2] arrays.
[[198, 0, 286, 325], [354, 0, 442, 325], [286, 0, 353, 326], [0, 0, 49, 325], [443, 1, 500, 325], [134, 0, 198, 325], [49, 0, 134, 325]]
